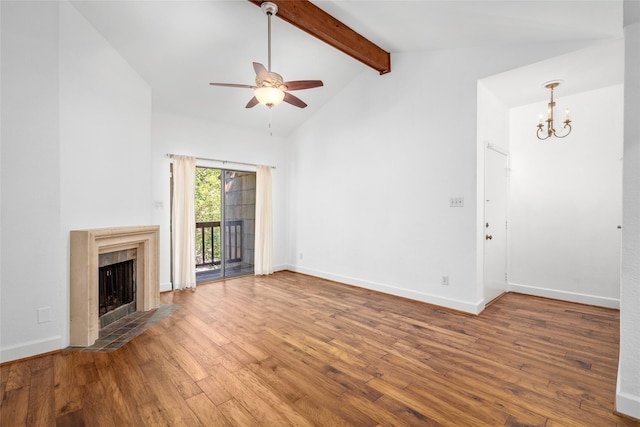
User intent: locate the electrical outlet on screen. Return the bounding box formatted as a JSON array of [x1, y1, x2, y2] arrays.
[[37, 307, 51, 324], [441, 275, 449, 286], [449, 197, 464, 207]]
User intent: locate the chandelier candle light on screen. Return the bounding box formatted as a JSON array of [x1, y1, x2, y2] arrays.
[[537, 81, 572, 140]]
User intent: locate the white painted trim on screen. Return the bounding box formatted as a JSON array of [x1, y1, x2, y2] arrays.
[[616, 373, 640, 420], [287, 265, 484, 314], [160, 282, 173, 292], [486, 142, 509, 156], [273, 264, 288, 272], [508, 282, 620, 309], [0, 336, 62, 364]]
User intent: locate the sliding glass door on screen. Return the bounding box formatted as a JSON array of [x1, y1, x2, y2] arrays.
[[194, 167, 255, 282], [222, 170, 256, 278]]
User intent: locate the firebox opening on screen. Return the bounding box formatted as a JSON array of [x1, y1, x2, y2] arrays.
[[98, 250, 136, 329]]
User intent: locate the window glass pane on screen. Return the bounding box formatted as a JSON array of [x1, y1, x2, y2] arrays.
[[192, 167, 255, 283], [195, 167, 222, 282], [224, 170, 255, 277]]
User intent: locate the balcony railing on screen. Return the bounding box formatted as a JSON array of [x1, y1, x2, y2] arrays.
[[195, 220, 243, 268]]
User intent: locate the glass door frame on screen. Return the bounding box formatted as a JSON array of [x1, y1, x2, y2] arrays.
[[186, 165, 256, 283]]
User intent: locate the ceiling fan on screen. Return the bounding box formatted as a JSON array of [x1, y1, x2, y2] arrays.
[[209, 2, 323, 109]]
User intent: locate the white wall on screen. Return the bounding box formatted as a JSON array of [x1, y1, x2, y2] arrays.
[[508, 85, 623, 308], [0, 0, 3, 353], [1, 1, 63, 362], [0, 0, 4, 366], [287, 42, 591, 313], [59, 2, 152, 231], [0, 1, 153, 362], [617, 4, 640, 418], [150, 110, 289, 290]]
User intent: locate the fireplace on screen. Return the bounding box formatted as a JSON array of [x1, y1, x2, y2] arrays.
[[98, 249, 136, 328], [70, 226, 160, 347]]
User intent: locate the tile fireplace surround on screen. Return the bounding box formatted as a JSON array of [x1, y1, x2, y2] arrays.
[[70, 226, 160, 347]]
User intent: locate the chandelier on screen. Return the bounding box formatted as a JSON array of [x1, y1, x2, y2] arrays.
[[536, 81, 572, 140]]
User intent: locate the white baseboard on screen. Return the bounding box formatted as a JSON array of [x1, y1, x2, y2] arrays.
[[160, 282, 173, 292], [616, 383, 640, 420], [616, 359, 640, 420], [0, 335, 62, 364], [508, 282, 620, 309], [286, 265, 484, 314]]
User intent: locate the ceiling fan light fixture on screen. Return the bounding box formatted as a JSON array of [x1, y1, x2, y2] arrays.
[[255, 86, 285, 108], [208, 1, 322, 110]]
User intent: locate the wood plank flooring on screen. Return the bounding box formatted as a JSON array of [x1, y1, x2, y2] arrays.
[[1, 271, 638, 426]]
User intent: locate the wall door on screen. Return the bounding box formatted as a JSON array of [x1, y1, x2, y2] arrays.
[[484, 145, 509, 304], [222, 170, 256, 278], [192, 167, 255, 283]]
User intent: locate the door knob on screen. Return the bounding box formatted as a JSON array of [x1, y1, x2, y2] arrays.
[[485, 234, 493, 240]]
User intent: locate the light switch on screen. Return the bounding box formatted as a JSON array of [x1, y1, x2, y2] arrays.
[[450, 197, 464, 207]]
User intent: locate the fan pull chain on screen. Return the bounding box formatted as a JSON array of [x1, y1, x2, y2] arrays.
[[269, 110, 274, 137]]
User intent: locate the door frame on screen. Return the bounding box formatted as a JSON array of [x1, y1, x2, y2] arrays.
[[186, 165, 257, 283], [482, 142, 510, 307]]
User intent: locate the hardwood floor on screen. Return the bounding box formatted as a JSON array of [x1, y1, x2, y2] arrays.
[[1, 271, 638, 426]]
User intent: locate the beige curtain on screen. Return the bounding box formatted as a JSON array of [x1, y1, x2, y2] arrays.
[[255, 165, 273, 275], [172, 155, 197, 290]]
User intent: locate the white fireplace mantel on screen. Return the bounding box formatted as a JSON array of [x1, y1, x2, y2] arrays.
[[70, 225, 160, 347]]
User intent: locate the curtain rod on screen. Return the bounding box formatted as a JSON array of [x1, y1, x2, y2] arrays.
[[166, 153, 276, 169]]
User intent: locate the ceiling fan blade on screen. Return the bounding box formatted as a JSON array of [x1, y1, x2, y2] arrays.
[[245, 96, 259, 109], [283, 80, 324, 91], [283, 92, 307, 109], [253, 62, 271, 82], [209, 83, 255, 89]]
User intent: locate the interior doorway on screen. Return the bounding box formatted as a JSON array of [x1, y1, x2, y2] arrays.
[[193, 167, 256, 282], [477, 40, 623, 310]]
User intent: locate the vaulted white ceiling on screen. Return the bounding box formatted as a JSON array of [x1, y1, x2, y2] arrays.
[[71, 0, 624, 136]]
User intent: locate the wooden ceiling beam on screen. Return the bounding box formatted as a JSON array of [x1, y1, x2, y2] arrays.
[[248, 0, 391, 75]]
